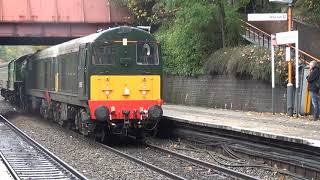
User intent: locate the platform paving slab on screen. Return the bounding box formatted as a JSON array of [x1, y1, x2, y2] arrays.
[[162, 104, 320, 147]]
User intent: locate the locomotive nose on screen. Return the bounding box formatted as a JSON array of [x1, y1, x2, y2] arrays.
[[95, 106, 110, 122]]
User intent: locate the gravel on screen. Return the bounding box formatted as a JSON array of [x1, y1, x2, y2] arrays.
[[117, 144, 233, 180], [0, 99, 168, 180], [0, 97, 16, 115], [148, 138, 293, 180], [0, 97, 297, 180]]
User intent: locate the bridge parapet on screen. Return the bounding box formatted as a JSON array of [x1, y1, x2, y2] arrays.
[[0, 0, 128, 23], [0, 0, 130, 45]]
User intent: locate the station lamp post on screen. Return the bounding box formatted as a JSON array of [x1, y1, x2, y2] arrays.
[[269, 0, 294, 116]]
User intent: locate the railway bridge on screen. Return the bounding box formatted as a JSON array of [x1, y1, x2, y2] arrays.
[[0, 0, 129, 45]]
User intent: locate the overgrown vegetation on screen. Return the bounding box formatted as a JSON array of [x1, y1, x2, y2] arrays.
[[295, 0, 320, 26], [205, 45, 288, 85], [2, 0, 316, 83], [112, 0, 319, 79], [113, 0, 250, 76]]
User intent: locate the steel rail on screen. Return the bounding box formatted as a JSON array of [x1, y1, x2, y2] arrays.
[[0, 114, 88, 180], [0, 151, 20, 180], [98, 142, 186, 180], [146, 143, 259, 180], [170, 122, 319, 179]]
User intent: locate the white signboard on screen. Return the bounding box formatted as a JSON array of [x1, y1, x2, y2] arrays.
[[275, 31, 298, 45], [248, 13, 287, 21], [269, 0, 293, 4]]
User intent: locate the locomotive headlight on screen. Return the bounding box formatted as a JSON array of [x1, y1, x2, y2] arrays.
[[142, 90, 147, 95], [123, 87, 130, 96], [105, 90, 111, 95], [111, 106, 116, 112], [123, 38, 128, 46]]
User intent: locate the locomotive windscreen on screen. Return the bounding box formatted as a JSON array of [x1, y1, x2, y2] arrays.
[[91, 41, 159, 66], [92, 44, 116, 65], [137, 42, 159, 65]]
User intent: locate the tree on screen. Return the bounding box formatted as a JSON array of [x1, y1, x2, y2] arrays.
[[112, 0, 251, 76], [295, 0, 320, 26], [0, 46, 45, 62], [217, 0, 226, 48], [111, 0, 161, 26]]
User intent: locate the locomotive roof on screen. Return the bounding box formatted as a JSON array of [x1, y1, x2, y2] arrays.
[[35, 26, 151, 59]]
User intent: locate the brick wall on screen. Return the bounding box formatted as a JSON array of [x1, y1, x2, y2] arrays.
[[162, 75, 287, 112]]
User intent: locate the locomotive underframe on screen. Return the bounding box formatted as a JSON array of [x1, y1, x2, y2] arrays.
[[25, 89, 158, 141]]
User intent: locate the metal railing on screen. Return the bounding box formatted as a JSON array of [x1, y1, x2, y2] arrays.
[[242, 20, 320, 64], [243, 21, 271, 49]]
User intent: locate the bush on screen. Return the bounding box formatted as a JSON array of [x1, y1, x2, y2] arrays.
[[205, 45, 288, 85]]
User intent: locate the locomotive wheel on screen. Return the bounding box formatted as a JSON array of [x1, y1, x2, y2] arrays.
[[95, 129, 105, 143], [19, 86, 26, 112], [149, 126, 158, 138], [53, 104, 60, 123], [75, 111, 82, 132], [75, 110, 87, 136], [135, 129, 146, 144], [58, 120, 68, 127], [52, 103, 67, 127]]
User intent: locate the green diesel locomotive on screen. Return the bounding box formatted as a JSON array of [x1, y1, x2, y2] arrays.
[[0, 26, 163, 141]]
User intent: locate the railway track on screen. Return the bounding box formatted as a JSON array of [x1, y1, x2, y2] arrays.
[[164, 121, 320, 179], [0, 114, 87, 180], [98, 142, 258, 180]]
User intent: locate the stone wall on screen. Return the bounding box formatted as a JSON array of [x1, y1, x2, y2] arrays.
[[162, 75, 287, 112]]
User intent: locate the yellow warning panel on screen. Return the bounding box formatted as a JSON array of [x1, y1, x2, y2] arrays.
[[90, 75, 161, 101], [304, 84, 311, 114]]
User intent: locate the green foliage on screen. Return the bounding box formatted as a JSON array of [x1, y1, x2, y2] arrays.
[[0, 46, 44, 62], [156, 0, 247, 76], [156, 1, 218, 76], [295, 0, 320, 26], [224, 4, 244, 47], [111, 0, 160, 25], [112, 0, 250, 76], [248, 0, 282, 13], [205, 45, 288, 85]]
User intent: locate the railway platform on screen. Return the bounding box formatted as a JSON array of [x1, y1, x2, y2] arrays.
[[162, 104, 320, 148]]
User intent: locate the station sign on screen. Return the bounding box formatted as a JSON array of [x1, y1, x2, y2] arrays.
[[269, 0, 293, 4], [248, 13, 287, 21], [275, 31, 298, 45]]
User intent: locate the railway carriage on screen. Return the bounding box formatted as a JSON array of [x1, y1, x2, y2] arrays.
[[0, 55, 31, 105], [0, 62, 9, 96], [1, 26, 164, 141]]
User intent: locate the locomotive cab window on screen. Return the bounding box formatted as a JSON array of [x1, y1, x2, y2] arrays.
[[137, 42, 159, 65], [92, 43, 116, 65]]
